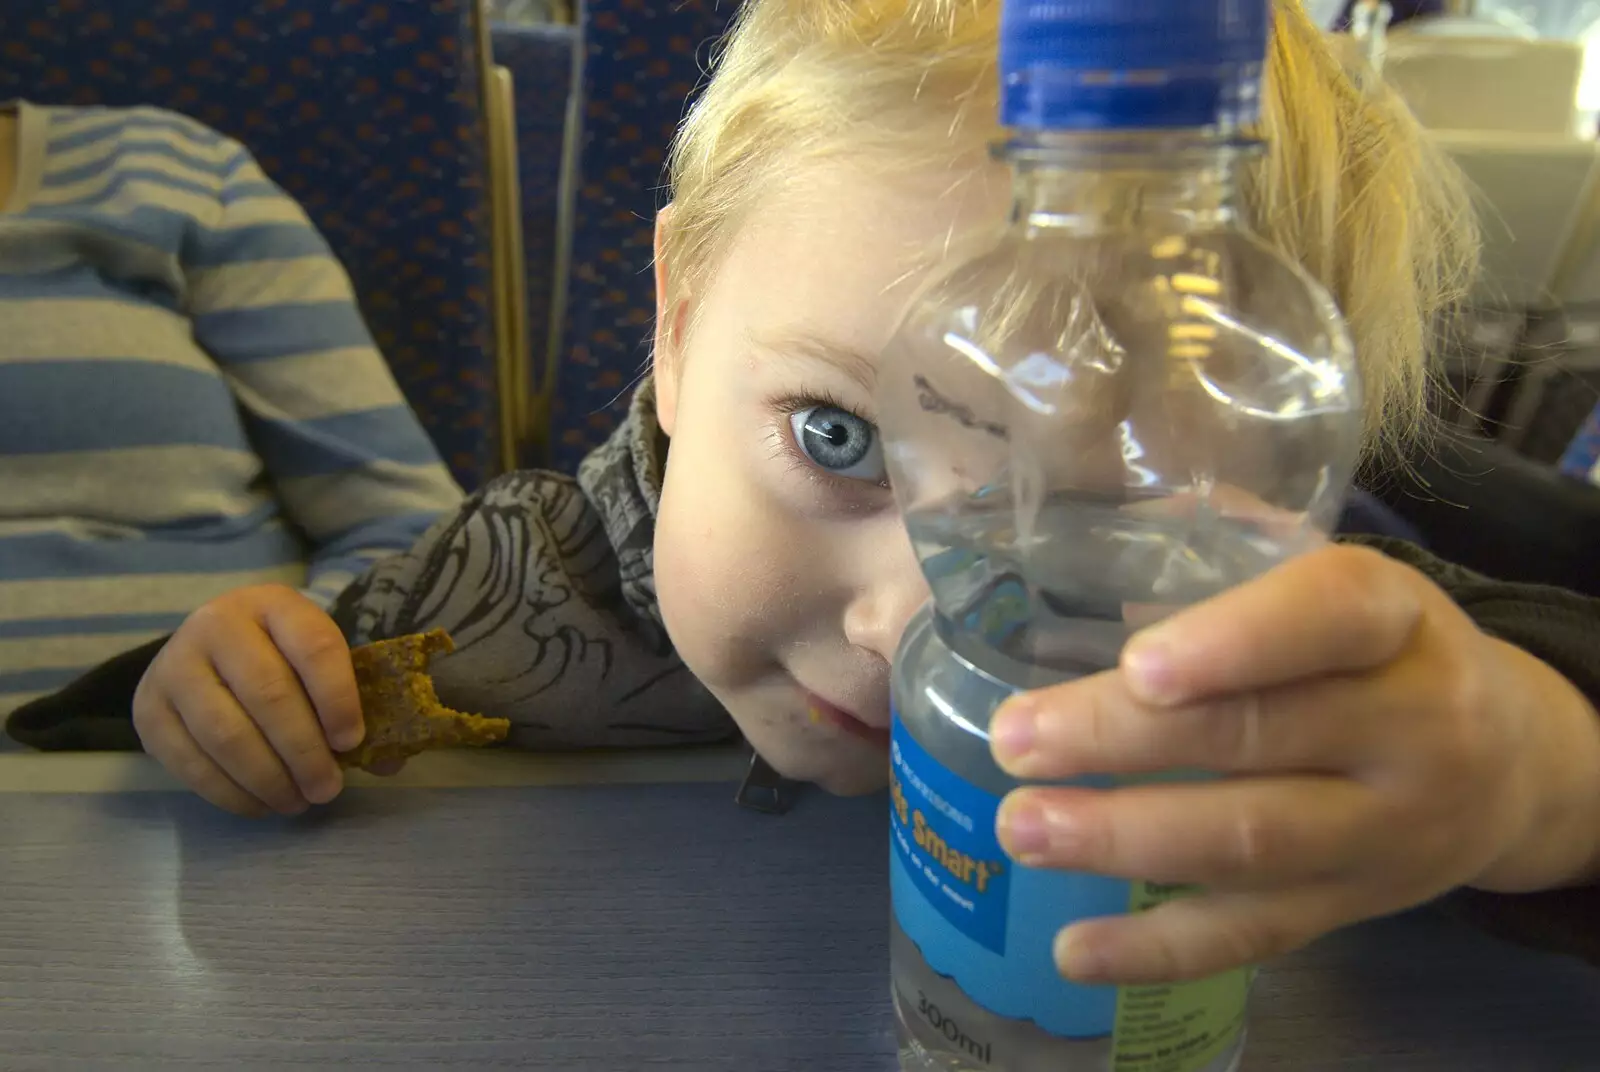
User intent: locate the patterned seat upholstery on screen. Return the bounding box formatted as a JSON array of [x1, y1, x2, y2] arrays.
[[0, 0, 503, 488], [548, 0, 737, 473]]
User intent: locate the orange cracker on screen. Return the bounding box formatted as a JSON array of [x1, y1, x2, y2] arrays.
[[337, 629, 510, 769]]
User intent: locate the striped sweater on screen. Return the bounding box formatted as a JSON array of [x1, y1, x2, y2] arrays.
[[0, 101, 464, 722]]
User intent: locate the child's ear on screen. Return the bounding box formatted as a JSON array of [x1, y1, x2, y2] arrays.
[[652, 204, 689, 438]]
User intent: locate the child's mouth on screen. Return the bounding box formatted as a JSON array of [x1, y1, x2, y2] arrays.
[[805, 692, 891, 750]]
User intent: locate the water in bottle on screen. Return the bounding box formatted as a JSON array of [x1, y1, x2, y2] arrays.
[[878, 2, 1366, 1070]]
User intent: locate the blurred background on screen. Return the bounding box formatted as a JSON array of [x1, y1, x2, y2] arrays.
[[1, 0, 1596, 592]]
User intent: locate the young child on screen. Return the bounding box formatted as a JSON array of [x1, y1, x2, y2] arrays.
[[124, 0, 1600, 983]]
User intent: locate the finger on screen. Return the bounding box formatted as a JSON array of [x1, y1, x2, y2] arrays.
[[1055, 885, 1354, 984], [260, 595, 364, 753], [991, 671, 1391, 780], [133, 694, 272, 818], [996, 776, 1380, 889], [1120, 602, 1180, 631], [1118, 544, 1424, 706], [208, 625, 343, 805], [170, 666, 311, 815]]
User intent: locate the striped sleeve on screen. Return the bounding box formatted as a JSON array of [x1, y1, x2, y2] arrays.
[[181, 145, 465, 607]]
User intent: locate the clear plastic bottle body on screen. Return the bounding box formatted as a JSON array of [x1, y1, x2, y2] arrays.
[[890, 607, 1246, 1072], [882, 136, 1362, 1072]]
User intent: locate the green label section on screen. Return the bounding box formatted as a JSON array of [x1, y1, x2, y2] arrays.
[[1111, 883, 1249, 1072]]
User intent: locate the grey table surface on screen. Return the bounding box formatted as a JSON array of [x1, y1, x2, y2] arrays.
[[3, 764, 1600, 1071]]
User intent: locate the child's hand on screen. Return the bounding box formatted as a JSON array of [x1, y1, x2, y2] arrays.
[[990, 545, 1600, 985], [133, 584, 366, 817]]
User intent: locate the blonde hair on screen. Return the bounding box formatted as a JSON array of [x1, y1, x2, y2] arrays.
[[662, 0, 1479, 452]]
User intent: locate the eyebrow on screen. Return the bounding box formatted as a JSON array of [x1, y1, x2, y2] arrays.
[[751, 329, 879, 396]]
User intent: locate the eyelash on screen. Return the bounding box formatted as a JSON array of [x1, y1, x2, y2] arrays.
[[763, 386, 891, 493]]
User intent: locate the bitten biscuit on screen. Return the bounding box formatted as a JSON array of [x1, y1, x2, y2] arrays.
[[337, 629, 510, 769]]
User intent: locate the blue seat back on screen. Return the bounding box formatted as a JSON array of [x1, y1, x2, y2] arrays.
[[0, 1, 503, 487], [547, 0, 737, 472]]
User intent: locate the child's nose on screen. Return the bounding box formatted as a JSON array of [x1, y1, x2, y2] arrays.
[[842, 526, 929, 663]]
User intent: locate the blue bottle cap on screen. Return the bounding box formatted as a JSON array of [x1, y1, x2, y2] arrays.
[[999, 0, 1271, 132]]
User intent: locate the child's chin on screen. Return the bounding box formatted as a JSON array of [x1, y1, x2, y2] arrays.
[[753, 732, 892, 796]]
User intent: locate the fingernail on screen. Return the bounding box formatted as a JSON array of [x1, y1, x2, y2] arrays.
[[1055, 927, 1110, 982], [1123, 634, 1179, 703], [990, 699, 1037, 766], [997, 796, 1050, 859], [303, 769, 343, 805], [331, 725, 364, 753]]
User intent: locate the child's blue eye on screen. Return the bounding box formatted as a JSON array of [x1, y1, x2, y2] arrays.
[[789, 404, 886, 483]]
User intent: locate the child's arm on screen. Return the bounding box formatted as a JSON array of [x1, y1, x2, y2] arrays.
[[181, 142, 466, 608], [124, 459, 734, 817]]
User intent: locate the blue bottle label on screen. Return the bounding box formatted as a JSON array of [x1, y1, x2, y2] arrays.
[[890, 716, 1250, 1061], [889, 722, 1014, 956], [891, 718, 1123, 1038]]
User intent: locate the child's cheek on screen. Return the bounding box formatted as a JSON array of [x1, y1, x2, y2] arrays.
[[652, 467, 788, 688]]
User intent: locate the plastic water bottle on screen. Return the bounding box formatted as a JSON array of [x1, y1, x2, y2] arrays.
[[878, 2, 1364, 1070]]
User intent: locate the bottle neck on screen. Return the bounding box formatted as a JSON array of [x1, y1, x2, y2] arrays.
[[1001, 131, 1250, 237]]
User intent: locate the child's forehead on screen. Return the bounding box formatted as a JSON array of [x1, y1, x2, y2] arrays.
[[697, 161, 1005, 385], [729, 156, 1006, 268]]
